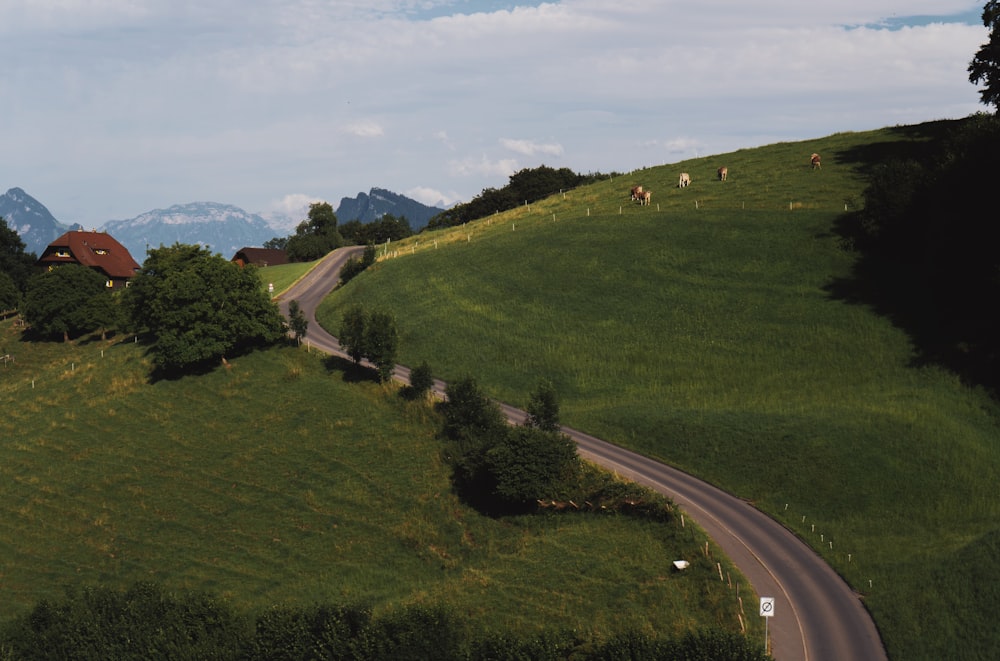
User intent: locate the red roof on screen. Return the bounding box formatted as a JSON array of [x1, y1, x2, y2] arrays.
[[36, 230, 141, 280], [232, 247, 288, 267]]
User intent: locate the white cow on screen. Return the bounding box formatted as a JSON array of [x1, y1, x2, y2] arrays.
[[678, 172, 691, 188]]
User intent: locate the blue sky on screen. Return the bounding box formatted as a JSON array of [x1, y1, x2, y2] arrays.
[[0, 1, 989, 229]]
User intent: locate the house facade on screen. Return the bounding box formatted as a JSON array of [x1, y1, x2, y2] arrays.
[[36, 230, 141, 289]]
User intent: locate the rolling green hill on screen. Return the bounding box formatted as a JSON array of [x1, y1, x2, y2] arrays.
[[317, 121, 1000, 660], [0, 320, 755, 647]]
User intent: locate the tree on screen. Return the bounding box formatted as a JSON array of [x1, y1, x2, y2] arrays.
[[0, 271, 20, 312], [525, 379, 561, 432], [22, 265, 113, 341], [406, 361, 434, 400], [364, 310, 398, 383], [287, 299, 308, 344], [338, 304, 367, 364], [285, 202, 344, 262], [122, 244, 285, 373], [0, 215, 37, 292], [487, 426, 579, 508], [969, 1, 1000, 112]]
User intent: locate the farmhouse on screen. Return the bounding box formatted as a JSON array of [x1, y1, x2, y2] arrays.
[[35, 230, 140, 289], [231, 247, 288, 268]]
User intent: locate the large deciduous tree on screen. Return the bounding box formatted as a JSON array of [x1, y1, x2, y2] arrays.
[[122, 244, 285, 373], [285, 202, 344, 262], [0, 215, 37, 293], [969, 1, 1000, 112], [23, 265, 113, 341], [338, 304, 368, 364], [364, 310, 398, 383]]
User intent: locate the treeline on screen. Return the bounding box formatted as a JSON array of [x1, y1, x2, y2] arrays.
[[0, 582, 771, 660], [265, 202, 413, 263], [426, 165, 619, 230], [837, 113, 1000, 395]]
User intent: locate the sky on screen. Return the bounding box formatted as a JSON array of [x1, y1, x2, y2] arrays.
[[0, 1, 991, 228]]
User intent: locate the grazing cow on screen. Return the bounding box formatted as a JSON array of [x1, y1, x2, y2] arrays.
[[717, 166, 728, 182], [811, 153, 821, 169], [639, 190, 652, 206], [630, 185, 644, 201], [678, 172, 691, 188]]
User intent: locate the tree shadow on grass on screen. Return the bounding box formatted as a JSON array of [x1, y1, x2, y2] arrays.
[[321, 354, 380, 384]]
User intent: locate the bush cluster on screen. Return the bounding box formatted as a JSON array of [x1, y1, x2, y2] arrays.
[[0, 582, 771, 660]]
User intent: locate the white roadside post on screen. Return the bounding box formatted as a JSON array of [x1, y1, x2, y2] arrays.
[[759, 597, 775, 655]]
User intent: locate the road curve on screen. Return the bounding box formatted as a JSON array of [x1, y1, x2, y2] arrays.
[[276, 248, 888, 661]]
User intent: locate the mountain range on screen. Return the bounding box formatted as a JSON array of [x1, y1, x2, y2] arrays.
[[1, 187, 444, 262]]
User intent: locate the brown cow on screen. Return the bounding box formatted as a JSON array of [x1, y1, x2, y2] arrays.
[[630, 185, 644, 201], [639, 190, 652, 206], [717, 166, 728, 182], [678, 172, 691, 188], [811, 153, 821, 169]]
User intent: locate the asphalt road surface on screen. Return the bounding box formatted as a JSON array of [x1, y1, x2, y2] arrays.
[[276, 247, 888, 661]]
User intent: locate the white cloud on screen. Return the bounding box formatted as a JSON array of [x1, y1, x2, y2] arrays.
[[0, 1, 989, 226], [344, 120, 386, 138], [500, 138, 564, 157], [405, 186, 455, 208], [449, 155, 521, 179]]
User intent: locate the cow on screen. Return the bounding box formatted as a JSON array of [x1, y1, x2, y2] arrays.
[[678, 172, 691, 188], [717, 166, 728, 182], [639, 190, 652, 206], [811, 153, 821, 169], [630, 185, 644, 201]]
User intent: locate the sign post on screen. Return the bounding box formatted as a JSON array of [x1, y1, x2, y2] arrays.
[[759, 597, 774, 654]]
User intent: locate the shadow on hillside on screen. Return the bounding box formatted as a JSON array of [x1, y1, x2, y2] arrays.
[[825, 248, 999, 399], [832, 120, 959, 175], [322, 354, 380, 384], [823, 117, 1000, 400]]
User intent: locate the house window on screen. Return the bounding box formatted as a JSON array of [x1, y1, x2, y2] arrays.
[[94, 248, 109, 255], [55, 250, 70, 258], [105, 280, 113, 288]]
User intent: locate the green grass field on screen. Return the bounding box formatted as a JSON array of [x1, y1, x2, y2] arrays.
[[0, 321, 756, 644], [317, 123, 1000, 660]]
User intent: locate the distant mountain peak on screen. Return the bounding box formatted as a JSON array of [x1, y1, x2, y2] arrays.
[[335, 188, 443, 230], [0, 187, 82, 257]]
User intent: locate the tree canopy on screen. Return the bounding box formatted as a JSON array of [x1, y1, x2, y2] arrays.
[[969, 1, 1000, 112], [122, 244, 286, 373], [0, 215, 38, 293], [22, 265, 114, 341], [284, 202, 344, 262]]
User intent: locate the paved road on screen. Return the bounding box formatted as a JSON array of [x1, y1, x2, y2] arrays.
[[276, 247, 888, 661]]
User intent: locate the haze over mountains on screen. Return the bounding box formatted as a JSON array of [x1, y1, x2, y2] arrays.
[[1, 187, 444, 261]]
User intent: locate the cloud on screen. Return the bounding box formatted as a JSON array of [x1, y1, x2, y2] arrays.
[[449, 155, 521, 179], [344, 120, 385, 138], [0, 0, 989, 226], [405, 186, 456, 208], [500, 138, 564, 157]]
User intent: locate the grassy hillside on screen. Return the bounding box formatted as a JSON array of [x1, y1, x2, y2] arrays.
[[318, 122, 1000, 660], [0, 321, 756, 643]]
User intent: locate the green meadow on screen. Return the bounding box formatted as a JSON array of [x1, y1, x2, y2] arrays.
[[0, 321, 755, 643], [317, 123, 1000, 660]]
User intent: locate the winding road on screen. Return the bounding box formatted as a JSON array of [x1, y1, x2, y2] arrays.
[[276, 246, 888, 661]]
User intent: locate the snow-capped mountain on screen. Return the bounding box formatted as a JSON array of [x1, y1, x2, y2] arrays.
[[101, 202, 279, 261], [0, 187, 82, 257]]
